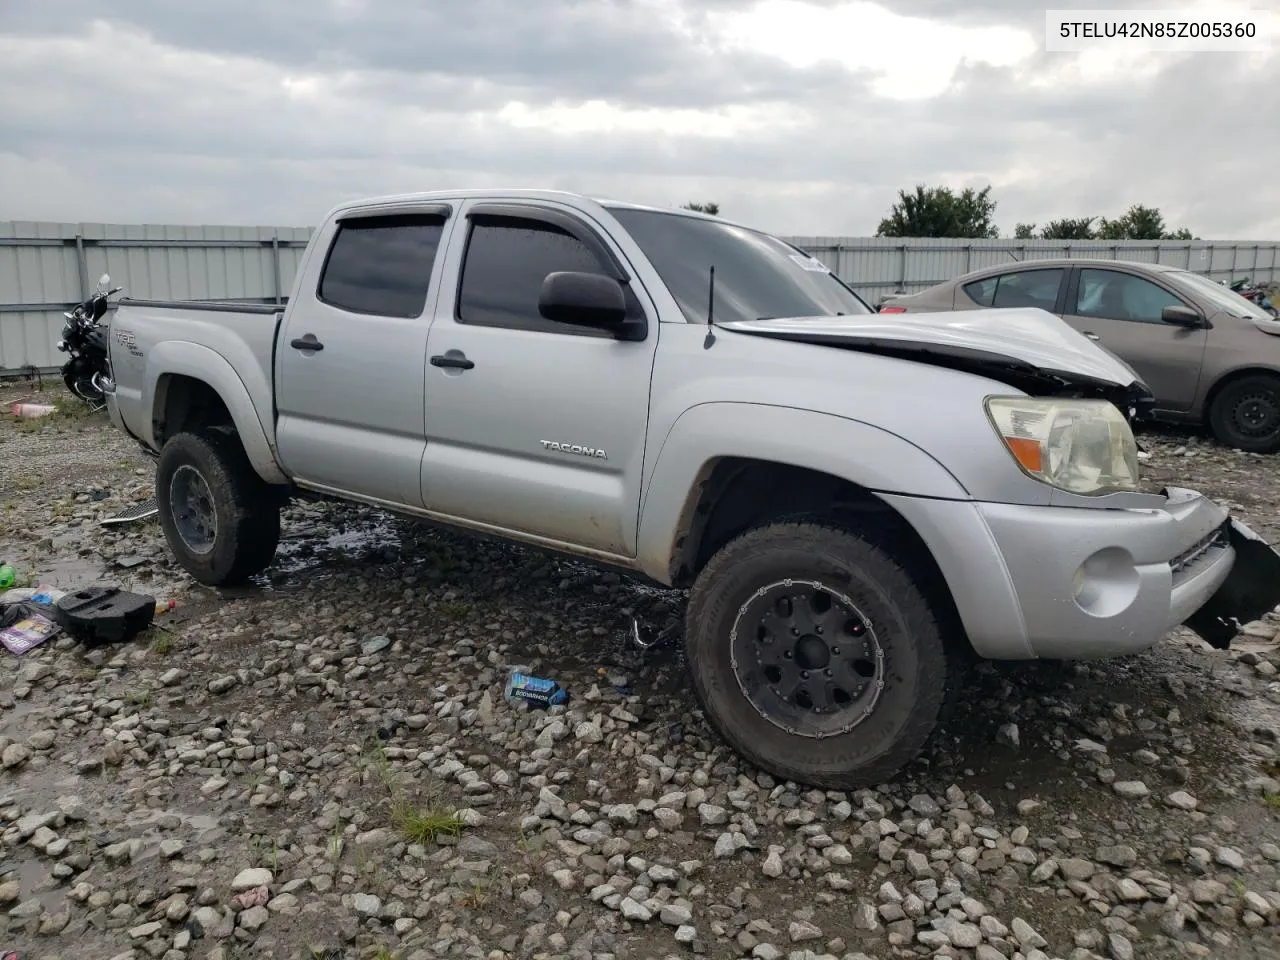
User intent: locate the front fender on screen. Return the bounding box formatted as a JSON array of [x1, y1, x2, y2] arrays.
[[146, 342, 288, 485], [635, 401, 971, 580]]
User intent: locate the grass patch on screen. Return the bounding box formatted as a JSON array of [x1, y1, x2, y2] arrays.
[[148, 629, 174, 656], [389, 794, 464, 845], [437, 600, 472, 621], [11, 392, 105, 433], [459, 879, 490, 909], [125, 689, 153, 708], [1264, 793, 1280, 809]]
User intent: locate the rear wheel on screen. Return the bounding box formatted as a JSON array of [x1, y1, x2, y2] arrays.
[[156, 430, 281, 585], [1208, 374, 1280, 453], [684, 521, 954, 789]]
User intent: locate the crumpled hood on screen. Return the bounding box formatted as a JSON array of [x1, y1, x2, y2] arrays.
[[719, 306, 1145, 390]]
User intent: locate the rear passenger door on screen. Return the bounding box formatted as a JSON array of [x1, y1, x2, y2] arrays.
[[275, 205, 454, 506], [419, 201, 659, 557]]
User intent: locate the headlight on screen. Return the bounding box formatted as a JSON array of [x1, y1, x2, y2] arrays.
[[985, 397, 1140, 495]]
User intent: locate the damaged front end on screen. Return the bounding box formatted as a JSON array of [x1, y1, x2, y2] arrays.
[[1183, 516, 1280, 649]]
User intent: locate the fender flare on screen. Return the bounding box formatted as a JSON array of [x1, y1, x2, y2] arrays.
[[146, 342, 288, 485], [635, 401, 971, 580]]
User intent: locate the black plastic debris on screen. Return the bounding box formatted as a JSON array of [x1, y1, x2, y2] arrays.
[[630, 616, 681, 652], [53, 586, 155, 644], [375, 719, 407, 741]]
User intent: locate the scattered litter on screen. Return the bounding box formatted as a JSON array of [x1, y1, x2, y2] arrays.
[[154, 599, 177, 616], [101, 497, 159, 527], [0, 583, 66, 655], [233, 885, 269, 910], [630, 615, 681, 652], [114, 555, 148, 570], [52, 586, 155, 645], [997, 722, 1021, 749], [504, 668, 569, 708], [0, 610, 60, 656], [361, 635, 391, 656], [375, 719, 406, 741], [9, 402, 54, 419], [0, 565, 12, 589]]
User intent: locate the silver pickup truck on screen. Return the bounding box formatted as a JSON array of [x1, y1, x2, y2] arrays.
[[102, 189, 1280, 789]]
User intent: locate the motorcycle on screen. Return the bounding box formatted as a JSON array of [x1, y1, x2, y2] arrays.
[[57, 273, 122, 404], [1223, 277, 1278, 317]]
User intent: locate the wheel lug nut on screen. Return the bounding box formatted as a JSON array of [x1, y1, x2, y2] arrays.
[[824, 669, 832, 677], [801, 671, 809, 679]]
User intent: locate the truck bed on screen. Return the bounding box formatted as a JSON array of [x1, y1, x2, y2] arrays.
[[107, 297, 286, 464]]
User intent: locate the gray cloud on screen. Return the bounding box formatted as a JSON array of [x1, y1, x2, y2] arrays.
[[1, 0, 1277, 239]]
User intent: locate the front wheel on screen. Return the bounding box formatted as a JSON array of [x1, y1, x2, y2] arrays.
[[156, 431, 281, 586], [1207, 374, 1280, 453], [684, 521, 954, 789], [62, 362, 103, 403]]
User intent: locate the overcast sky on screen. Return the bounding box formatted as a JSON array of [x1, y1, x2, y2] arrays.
[[1, 0, 1277, 238]]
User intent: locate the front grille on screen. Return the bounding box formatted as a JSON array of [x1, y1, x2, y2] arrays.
[[1171, 523, 1229, 576]]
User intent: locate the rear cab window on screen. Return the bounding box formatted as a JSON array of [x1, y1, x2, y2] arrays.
[[318, 213, 447, 318]]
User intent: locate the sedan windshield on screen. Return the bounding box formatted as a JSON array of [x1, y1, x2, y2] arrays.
[[1172, 270, 1272, 319], [606, 206, 872, 324]]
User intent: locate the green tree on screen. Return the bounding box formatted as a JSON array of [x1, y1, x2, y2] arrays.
[[1096, 204, 1195, 240], [682, 202, 720, 216], [875, 185, 1000, 239], [1040, 216, 1097, 240], [1013, 223, 1037, 239]]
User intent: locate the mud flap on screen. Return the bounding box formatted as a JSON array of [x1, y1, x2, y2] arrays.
[[1183, 519, 1280, 649]]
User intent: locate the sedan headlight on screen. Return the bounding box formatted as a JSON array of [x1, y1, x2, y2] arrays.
[[985, 397, 1140, 495]]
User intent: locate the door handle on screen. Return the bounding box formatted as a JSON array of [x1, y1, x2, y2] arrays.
[[1083, 331, 1101, 341], [290, 334, 324, 352], [430, 352, 475, 370]]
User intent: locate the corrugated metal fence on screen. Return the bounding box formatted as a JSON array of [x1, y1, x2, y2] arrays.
[[0, 222, 312, 374], [2, 220, 1277, 373]]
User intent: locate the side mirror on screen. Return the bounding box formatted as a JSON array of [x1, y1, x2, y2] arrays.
[[1162, 304, 1201, 327], [96, 273, 111, 294], [538, 271, 627, 330]]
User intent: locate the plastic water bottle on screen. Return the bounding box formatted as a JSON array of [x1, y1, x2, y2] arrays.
[[0, 565, 14, 590], [504, 669, 569, 708]]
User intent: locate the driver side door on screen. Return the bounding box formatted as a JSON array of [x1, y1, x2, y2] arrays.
[[1059, 267, 1208, 411], [419, 201, 661, 557]]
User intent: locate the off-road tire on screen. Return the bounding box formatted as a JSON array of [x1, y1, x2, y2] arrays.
[[156, 430, 281, 586], [1208, 373, 1280, 454], [684, 521, 952, 789]]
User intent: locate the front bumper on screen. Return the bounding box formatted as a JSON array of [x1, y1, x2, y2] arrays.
[[880, 487, 1280, 660]]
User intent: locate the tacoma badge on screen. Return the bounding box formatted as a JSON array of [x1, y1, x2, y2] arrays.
[[540, 440, 608, 460]]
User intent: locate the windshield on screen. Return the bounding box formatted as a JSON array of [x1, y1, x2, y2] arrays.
[[1172, 270, 1272, 319], [606, 207, 873, 324]]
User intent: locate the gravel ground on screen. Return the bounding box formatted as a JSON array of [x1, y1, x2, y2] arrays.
[[4, 382, 1280, 960]]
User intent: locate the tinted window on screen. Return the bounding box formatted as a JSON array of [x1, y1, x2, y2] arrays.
[[989, 268, 1064, 310], [1174, 270, 1270, 319], [962, 277, 997, 307], [1075, 268, 1188, 323], [318, 213, 445, 318], [457, 216, 620, 336], [606, 207, 872, 325]]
